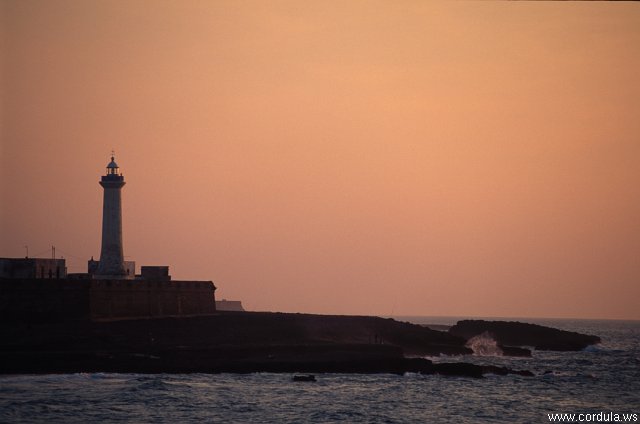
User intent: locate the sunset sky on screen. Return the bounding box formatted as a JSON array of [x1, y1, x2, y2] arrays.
[[1, 1, 639, 319]]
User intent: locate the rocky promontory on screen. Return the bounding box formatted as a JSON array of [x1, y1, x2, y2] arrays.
[[449, 320, 601, 351], [0, 313, 596, 376], [0, 312, 535, 377]]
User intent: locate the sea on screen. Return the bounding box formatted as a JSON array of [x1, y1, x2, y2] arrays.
[[1, 317, 638, 423]]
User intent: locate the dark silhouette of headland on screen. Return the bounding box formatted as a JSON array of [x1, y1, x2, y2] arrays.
[[0, 156, 599, 377]]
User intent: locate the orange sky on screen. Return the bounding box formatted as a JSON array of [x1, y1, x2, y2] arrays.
[[2, 1, 639, 319]]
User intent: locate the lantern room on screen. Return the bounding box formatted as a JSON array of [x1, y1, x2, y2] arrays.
[[106, 156, 120, 176]]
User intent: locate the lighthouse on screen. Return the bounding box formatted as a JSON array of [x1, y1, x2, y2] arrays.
[[95, 154, 127, 278]]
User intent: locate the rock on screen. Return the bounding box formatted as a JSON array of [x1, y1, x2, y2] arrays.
[[498, 345, 532, 357], [449, 320, 600, 351]]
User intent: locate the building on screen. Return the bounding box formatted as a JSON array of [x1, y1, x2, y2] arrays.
[[215, 299, 246, 312], [0, 258, 67, 279], [139, 266, 170, 281], [0, 155, 217, 322]]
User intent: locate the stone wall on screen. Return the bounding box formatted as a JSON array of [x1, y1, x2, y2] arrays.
[[0, 278, 216, 322], [89, 280, 216, 320], [0, 279, 91, 321]]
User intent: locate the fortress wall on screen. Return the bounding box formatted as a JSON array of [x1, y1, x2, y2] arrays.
[[89, 280, 216, 320], [0, 279, 216, 322], [0, 279, 91, 321]]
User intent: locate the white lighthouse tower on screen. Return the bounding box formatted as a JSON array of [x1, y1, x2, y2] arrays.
[[95, 154, 127, 278]]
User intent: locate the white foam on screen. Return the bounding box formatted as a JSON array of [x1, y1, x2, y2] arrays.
[[466, 331, 503, 356]]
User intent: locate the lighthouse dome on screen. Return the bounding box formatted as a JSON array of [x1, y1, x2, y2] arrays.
[[107, 157, 119, 168]]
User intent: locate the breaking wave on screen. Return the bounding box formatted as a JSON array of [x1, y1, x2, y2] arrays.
[[466, 331, 503, 356]]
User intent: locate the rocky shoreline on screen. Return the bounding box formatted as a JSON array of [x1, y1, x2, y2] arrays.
[[0, 312, 598, 378], [0, 347, 533, 378]]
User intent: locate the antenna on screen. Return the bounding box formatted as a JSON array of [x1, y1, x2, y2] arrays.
[[25, 245, 29, 258], [52, 245, 56, 259], [111, 148, 115, 159]]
